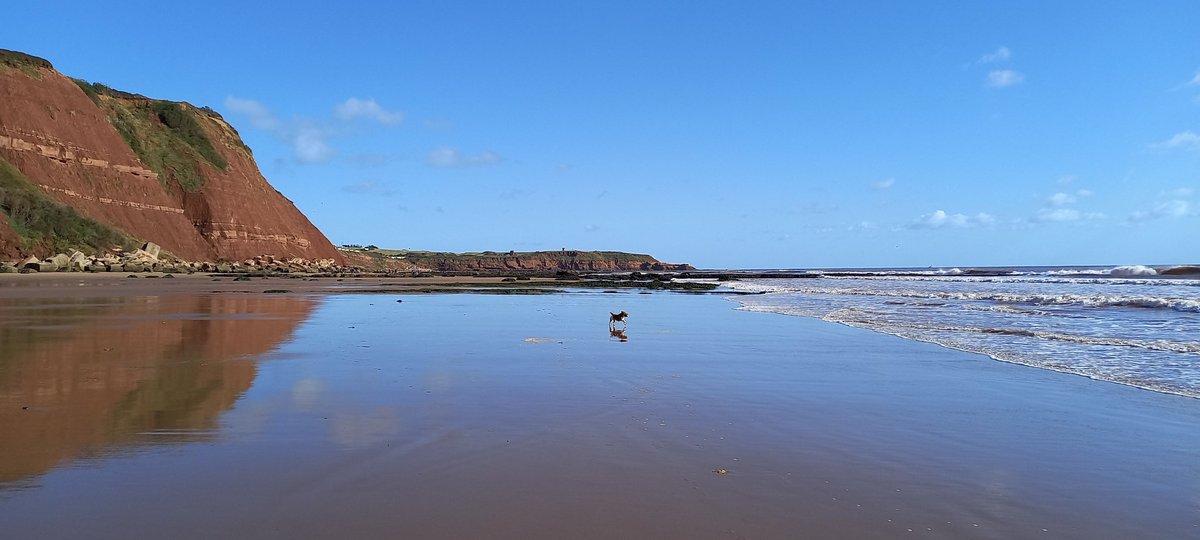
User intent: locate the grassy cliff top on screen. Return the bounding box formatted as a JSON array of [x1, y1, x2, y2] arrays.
[[0, 49, 52, 70], [70, 78, 239, 192], [339, 246, 659, 261], [0, 49, 53, 79]]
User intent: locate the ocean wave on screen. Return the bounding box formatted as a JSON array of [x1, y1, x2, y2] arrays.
[[819, 312, 1200, 354], [828, 275, 1200, 287], [722, 282, 1200, 313], [731, 301, 1200, 399], [1106, 265, 1158, 276]]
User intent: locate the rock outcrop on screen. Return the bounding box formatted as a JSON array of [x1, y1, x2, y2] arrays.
[[342, 247, 694, 273], [1159, 265, 1200, 276], [0, 49, 342, 264]]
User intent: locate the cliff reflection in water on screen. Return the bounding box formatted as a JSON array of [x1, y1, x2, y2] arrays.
[[0, 294, 316, 484]]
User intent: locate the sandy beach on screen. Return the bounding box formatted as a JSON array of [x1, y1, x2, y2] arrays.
[[1, 281, 1197, 539], [0, 272, 569, 298]]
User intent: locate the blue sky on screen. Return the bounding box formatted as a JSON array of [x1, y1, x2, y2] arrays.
[[8, 1, 1200, 268]]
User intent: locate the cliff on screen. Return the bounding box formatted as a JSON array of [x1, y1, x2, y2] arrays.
[[0, 49, 342, 263], [341, 246, 694, 272]]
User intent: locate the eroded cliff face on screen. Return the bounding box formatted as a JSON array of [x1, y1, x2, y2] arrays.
[[0, 50, 342, 263]]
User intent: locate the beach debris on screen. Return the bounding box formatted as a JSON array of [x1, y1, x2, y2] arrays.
[[713, 468, 729, 475], [263, 289, 291, 294], [523, 337, 556, 344]]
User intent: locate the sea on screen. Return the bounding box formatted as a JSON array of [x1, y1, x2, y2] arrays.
[[717, 265, 1200, 399]]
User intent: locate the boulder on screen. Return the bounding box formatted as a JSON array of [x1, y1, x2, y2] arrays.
[[68, 251, 88, 272], [140, 242, 161, 259], [124, 262, 146, 273], [19, 256, 39, 269], [34, 262, 58, 272], [48, 253, 71, 269], [0, 264, 17, 273], [124, 249, 157, 263]]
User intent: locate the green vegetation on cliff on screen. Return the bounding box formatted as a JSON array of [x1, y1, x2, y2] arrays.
[[0, 49, 51, 78], [71, 79, 228, 192], [0, 156, 134, 254], [339, 246, 690, 272]]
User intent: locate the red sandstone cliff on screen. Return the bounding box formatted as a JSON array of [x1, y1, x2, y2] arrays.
[[0, 50, 342, 263]]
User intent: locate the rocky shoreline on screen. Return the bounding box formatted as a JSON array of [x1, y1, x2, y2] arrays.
[[1, 242, 347, 275], [0, 243, 731, 294]]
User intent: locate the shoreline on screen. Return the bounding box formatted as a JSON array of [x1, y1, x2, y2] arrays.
[[0, 271, 727, 299], [732, 301, 1200, 401]]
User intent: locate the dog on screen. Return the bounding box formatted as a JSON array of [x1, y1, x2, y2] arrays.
[[609, 310, 629, 328]]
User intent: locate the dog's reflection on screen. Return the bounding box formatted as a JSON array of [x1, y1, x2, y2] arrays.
[[609, 327, 629, 342]]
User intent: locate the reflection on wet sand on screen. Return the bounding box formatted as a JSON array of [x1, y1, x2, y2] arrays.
[[0, 294, 316, 484]]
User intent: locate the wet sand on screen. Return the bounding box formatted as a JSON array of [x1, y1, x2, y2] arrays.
[[0, 272, 560, 299], [1, 286, 1198, 539]]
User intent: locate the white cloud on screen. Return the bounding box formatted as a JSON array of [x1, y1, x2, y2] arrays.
[[907, 210, 995, 229], [426, 147, 502, 168], [224, 96, 335, 163], [584, 224, 600, 232], [1159, 199, 1192, 217], [1150, 131, 1200, 152], [1057, 175, 1077, 185], [1035, 207, 1106, 223], [1129, 200, 1194, 222], [1048, 192, 1076, 206], [335, 98, 404, 125], [986, 70, 1024, 88], [1048, 189, 1094, 206], [1036, 208, 1079, 222], [978, 46, 1011, 64], [872, 178, 895, 190], [293, 125, 333, 163], [1183, 71, 1200, 88], [224, 96, 280, 131]]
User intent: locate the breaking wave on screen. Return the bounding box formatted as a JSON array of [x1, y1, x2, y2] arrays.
[[721, 281, 1200, 313], [722, 271, 1200, 399], [1106, 265, 1158, 276]]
